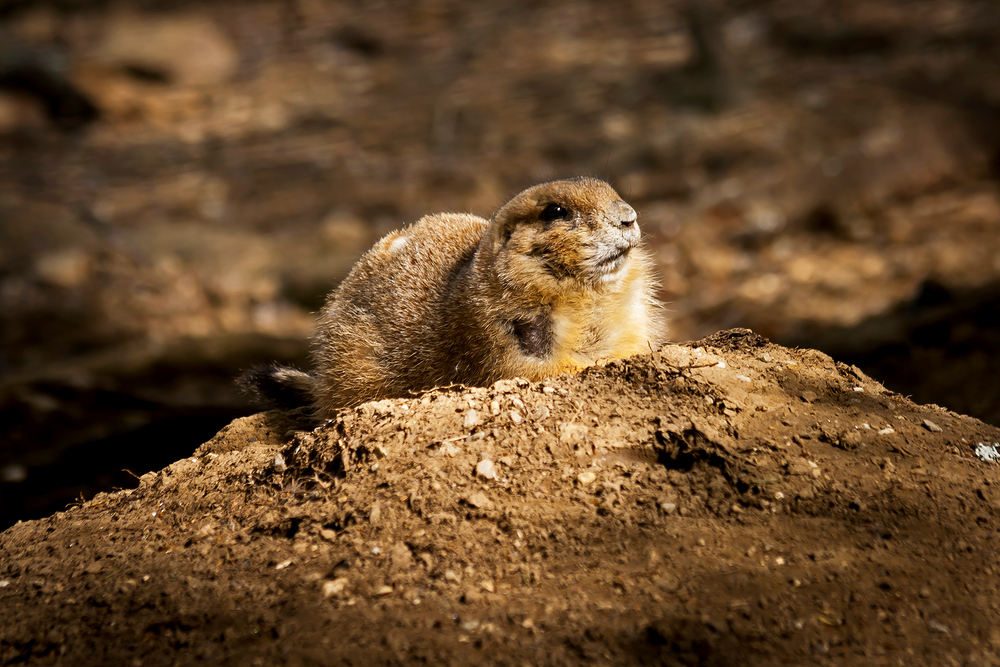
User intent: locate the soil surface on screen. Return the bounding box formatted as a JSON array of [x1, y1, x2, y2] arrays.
[[2, 0, 1000, 528], [5, 331, 1000, 665]]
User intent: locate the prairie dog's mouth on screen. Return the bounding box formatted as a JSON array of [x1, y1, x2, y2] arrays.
[[592, 245, 632, 277]]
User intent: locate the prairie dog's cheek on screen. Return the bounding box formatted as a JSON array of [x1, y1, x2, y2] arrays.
[[509, 224, 546, 252]]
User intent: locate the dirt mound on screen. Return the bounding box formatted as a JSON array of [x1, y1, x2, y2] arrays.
[[5, 0, 1000, 534], [3, 330, 1000, 665]]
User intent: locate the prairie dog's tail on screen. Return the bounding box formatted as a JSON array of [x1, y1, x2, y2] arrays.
[[238, 364, 316, 411]]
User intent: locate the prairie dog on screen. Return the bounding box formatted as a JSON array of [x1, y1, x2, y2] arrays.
[[241, 177, 666, 416]]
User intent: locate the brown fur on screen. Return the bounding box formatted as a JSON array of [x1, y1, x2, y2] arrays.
[[305, 177, 666, 416]]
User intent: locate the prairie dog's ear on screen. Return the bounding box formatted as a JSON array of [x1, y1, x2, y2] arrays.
[[492, 196, 537, 244]]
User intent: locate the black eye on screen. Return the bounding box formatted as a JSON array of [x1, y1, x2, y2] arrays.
[[539, 203, 571, 222]]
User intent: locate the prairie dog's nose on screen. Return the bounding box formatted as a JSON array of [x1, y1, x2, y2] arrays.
[[615, 200, 637, 228]]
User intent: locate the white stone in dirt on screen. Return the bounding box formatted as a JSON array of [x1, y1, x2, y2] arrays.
[[531, 405, 551, 421], [975, 443, 1000, 463], [577, 471, 597, 485], [923, 419, 944, 433], [322, 578, 348, 598], [465, 492, 491, 509], [476, 459, 497, 480], [463, 409, 480, 430]]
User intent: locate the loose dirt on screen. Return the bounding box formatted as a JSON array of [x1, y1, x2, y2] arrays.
[[4, 330, 1000, 666], [4, 0, 1000, 531]]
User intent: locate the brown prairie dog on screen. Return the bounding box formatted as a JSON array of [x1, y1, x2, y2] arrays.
[[241, 177, 666, 416]]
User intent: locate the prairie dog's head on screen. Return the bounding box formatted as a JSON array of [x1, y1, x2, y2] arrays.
[[489, 177, 641, 293]]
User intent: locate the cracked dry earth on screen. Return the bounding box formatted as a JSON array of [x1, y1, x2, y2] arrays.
[[3, 330, 1000, 666]]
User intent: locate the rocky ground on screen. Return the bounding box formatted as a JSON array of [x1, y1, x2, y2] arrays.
[[4, 331, 1000, 665], [1, 0, 1000, 528]]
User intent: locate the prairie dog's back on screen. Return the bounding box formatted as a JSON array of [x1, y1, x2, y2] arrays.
[[311, 213, 489, 413]]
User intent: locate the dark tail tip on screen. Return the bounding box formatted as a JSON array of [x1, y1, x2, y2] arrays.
[[238, 364, 316, 411]]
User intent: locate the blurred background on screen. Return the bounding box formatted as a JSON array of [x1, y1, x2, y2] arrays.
[[1, 0, 998, 528]]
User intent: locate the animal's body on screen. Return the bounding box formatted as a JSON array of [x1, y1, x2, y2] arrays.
[[241, 177, 666, 416]]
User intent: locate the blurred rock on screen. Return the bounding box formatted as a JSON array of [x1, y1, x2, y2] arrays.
[[97, 12, 239, 86], [34, 249, 92, 289], [0, 91, 47, 132]]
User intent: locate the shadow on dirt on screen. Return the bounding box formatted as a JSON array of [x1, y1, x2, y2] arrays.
[[784, 280, 1000, 428]]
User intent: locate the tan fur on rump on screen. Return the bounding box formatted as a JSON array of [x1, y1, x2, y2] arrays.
[[306, 177, 666, 416]]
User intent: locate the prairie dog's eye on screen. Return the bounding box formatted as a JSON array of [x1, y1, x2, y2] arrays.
[[539, 203, 571, 222]]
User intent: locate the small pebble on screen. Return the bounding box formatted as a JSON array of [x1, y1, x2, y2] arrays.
[[531, 405, 551, 421], [577, 471, 597, 485], [923, 419, 943, 433], [786, 459, 812, 476], [465, 492, 492, 509], [927, 620, 950, 634], [475, 459, 497, 480], [322, 578, 348, 598]]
